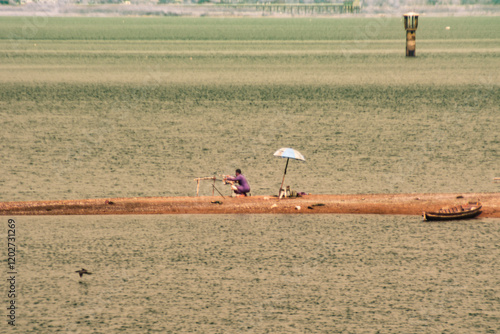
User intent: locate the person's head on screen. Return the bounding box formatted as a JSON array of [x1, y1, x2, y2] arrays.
[[235, 169, 242, 175]]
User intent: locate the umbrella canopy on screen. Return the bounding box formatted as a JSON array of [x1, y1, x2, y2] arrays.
[[273, 148, 305, 198], [273, 147, 306, 161]]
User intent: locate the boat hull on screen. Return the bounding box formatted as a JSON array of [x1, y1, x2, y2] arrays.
[[423, 205, 482, 221]]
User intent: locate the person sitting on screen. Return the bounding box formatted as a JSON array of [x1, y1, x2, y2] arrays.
[[224, 169, 250, 197]]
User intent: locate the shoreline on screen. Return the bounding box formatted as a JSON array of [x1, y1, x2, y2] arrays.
[[1, 192, 499, 217]]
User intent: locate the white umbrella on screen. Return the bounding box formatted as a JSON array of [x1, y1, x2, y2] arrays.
[[273, 148, 306, 197]]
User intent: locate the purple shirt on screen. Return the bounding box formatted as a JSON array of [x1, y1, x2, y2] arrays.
[[226, 174, 250, 193]]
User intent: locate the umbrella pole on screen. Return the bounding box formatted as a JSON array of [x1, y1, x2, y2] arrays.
[[279, 158, 289, 199]]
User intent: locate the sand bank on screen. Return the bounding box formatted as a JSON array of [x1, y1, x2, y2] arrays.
[[0, 192, 499, 218]]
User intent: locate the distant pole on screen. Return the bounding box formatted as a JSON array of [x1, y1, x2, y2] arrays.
[[403, 12, 419, 57]]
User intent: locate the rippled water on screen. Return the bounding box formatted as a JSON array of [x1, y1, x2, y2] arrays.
[[2, 84, 499, 202], [2, 17, 499, 333], [3, 86, 498, 331], [5, 214, 499, 333]]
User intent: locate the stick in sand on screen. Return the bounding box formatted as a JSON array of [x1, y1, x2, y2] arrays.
[[212, 184, 225, 199]]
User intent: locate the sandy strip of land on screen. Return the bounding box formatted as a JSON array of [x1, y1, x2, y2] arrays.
[[0, 192, 499, 218]]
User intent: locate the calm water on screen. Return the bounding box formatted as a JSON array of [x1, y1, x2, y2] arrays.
[[5, 214, 500, 333], [2, 86, 499, 202], [3, 81, 499, 333], [2, 19, 499, 332]]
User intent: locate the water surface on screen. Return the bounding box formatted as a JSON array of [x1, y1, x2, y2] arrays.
[[7, 214, 499, 333]]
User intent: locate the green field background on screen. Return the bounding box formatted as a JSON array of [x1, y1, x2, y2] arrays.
[[1, 16, 499, 40], [0, 17, 498, 200]]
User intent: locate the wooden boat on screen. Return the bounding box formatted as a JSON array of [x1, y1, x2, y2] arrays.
[[423, 201, 482, 221]]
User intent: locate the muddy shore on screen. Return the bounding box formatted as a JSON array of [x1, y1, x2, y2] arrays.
[[1, 192, 499, 218]]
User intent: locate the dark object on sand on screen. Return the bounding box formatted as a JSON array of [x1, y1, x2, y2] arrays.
[[76, 268, 93, 277], [423, 201, 482, 221], [307, 203, 325, 210]]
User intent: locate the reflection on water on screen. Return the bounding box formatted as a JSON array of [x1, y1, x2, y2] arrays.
[[11, 214, 500, 333]]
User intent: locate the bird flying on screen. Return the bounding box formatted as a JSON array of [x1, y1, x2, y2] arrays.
[[75, 268, 92, 277]]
